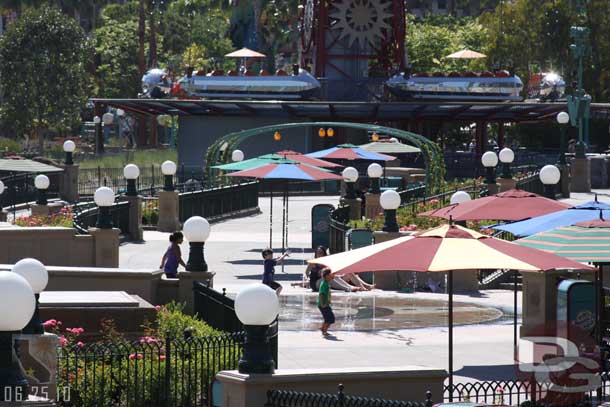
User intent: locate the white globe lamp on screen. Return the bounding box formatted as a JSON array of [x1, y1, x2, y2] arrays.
[[232, 150, 245, 162], [367, 163, 383, 193], [124, 164, 140, 196], [0, 271, 36, 399], [557, 111, 570, 125], [34, 174, 50, 206], [102, 112, 114, 126], [161, 160, 177, 191], [183, 216, 211, 271], [481, 151, 498, 184], [540, 165, 561, 200], [235, 283, 280, 374], [380, 190, 401, 232], [63, 140, 76, 166], [450, 191, 471, 205], [94, 187, 115, 229], [499, 148, 515, 179], [342, 167, 359, 199], [0, 180, 5, 195], [12, 258, 48, 334]]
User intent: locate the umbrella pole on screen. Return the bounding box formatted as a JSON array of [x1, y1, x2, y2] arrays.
[[269, 185, 273, 248], [514, 270, 518, 349], [448, 270, 454, 402], [281, 188, 287, 273]]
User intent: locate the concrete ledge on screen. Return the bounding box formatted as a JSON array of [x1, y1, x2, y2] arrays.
[[217, 366, 447, 406]]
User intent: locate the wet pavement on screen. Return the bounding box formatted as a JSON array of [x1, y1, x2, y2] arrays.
[[279, 293, 503, 331]]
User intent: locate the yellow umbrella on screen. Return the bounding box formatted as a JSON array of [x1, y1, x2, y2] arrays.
[[446, 49, 487, 59], [225, 48, 266, 58]]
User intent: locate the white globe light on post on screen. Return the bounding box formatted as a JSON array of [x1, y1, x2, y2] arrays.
[[342, 167, 359, 199], [232, 149, 245, 162], [0, 271, 36, 401], [450, 191, 471, 205], [183, 216, 211, 272], [481, 151, 498, 184], [380, 190, 401, 232], [63, 140, 76, 165], [235, 283, 280, 374], [94, 187, 115, 229], [123, 164, 140, 196], [116, 108, 125, 117], [557, 111, 570, 165], [367, 163, 383, 194], [102, 112, 114, 126], [0, 180, 5, 195], [540, 165, 561, 200], [498, 147, 515, 179], [34, 174, 50, 206], [12, 258, 48, 334], [161, 160, 177, 191], [93, 116, 101, 125]]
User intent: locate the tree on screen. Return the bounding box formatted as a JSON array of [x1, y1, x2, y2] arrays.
[[0, 6, 91, 151]]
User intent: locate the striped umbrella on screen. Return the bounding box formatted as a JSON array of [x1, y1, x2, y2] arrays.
[[305, 143, 396, 161], [309, 223, 591, 394], [515, 218, 610, 263]]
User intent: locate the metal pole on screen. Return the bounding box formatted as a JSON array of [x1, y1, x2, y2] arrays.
[[448, 269, 454, 402], [514, 270, 518, 349], [269, 184, 273, 248], [170, 115, 175, 147]]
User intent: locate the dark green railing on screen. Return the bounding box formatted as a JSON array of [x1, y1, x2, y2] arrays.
[[178, 181, 259, 222], [266, 384, 433, 407], [72, 198, 131, 236], [57, 331, 244, 407]]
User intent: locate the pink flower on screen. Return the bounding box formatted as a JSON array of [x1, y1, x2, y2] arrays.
[[139, 336, 158, 344], [43, 319, 57, 328], [129, 353, 143, 360], [429, 198, 440, 205], [76, 341, 84, 348], [59, 336, 68, 346], [66, 327, 84, 336], [154, 305, 162, 311], [399, 226, 407, 232], [159, 355, 166, 361], [407, 224, 418, 231], [497, 387, 505, 393]]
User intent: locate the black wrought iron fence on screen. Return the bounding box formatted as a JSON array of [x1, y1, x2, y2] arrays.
[[178, 181, 259, 222], [329, 205, 350, 254], [266, 384, 433, 407], [192, 281, 278, 368], [72, 198, 131, 236], [516, 170, 543, 195], [57, 331, 244, 407], [0, 172, 60, 209], [445, 376, 610, 406]]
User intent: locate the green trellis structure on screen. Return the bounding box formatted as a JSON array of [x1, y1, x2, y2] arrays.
[[205, 122, 446, 194]]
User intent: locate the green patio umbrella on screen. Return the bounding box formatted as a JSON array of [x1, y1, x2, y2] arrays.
[[212, 154, 284, 171]]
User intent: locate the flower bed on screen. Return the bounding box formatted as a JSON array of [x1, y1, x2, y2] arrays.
[[15, 207, 74, 228]]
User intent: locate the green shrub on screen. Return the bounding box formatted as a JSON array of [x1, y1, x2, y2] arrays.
[[0, 137, 21, 155]]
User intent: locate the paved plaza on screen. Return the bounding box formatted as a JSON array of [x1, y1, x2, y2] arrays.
[[120, 190, 610, 383]]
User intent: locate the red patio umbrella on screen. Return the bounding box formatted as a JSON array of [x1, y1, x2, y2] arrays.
[[309, 223, 591, 398], [419, 189, 571, 222], [275, 150, 342, 169]]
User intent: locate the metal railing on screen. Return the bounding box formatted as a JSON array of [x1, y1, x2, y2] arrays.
[[72, 198, 131, 236], [329, 205, 350, 254], [0, 171, 60, 209], [444, 375, 610, 406], [192, 281, 278, 368], [266, 384, 433, 407], [178, 181, 259, 222], [57, 331, 244, 407]]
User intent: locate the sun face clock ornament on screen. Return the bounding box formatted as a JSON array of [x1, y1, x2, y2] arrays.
[[330, 0, 393, 48]]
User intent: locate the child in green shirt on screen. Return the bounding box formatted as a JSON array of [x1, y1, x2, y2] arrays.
[[317, 268, 335, 336]]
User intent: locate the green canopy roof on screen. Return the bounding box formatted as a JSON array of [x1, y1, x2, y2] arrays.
[[0, 159, 63, 174], [515, 220, 610, 263], [359, 140, 421, 154]]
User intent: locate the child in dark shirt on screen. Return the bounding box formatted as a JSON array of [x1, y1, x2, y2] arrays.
[[261, 248, 290, 295]]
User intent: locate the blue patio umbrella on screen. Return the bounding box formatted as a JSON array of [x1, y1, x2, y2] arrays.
[[305, 144, 395, 161], [488, 200, 610, 238]]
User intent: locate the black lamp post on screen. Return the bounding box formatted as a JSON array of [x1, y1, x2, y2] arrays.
[[124, 164, 140, 196], [161, 160, 177, 191], [481, 151, 498, 185], [183, 216, 210, 272], [498, 148, 514, 179], [367, 163, 382, 194], [63, 140, 76, 166], [34, 175, 49, 206], [380, 190, 400, 232], [12, 258, 48, 335], [342, 167, 358, 199], [540, 165, 561, 200], [0, 271, 37, 401], [235, 284, 279, 374], [94, 187, 115, 229]]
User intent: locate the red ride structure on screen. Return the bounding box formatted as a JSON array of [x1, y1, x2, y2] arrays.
[[299, 0, 406, 99]]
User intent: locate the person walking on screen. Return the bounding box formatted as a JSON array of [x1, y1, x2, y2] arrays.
[[160, 232, 186, 278], [262, 248, 289, 295], [318, 268, 335, 336]]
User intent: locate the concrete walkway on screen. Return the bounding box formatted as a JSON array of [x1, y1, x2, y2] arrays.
[[119, 189, 610, 382]]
